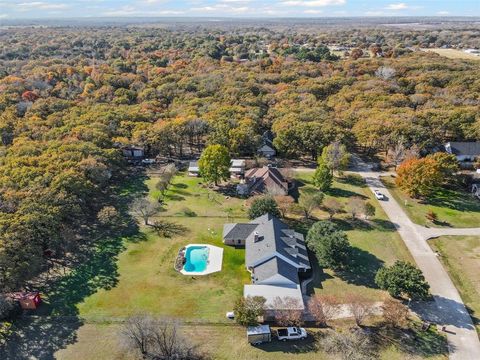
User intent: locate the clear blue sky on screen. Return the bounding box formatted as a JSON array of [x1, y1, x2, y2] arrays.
[[0, 0, 479, 19]]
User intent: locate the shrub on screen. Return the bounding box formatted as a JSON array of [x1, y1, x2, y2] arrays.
[[375, 261, 430, 300], [248, 196, 281, 219]]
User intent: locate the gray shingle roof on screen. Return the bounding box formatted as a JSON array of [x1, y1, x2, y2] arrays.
[[245, 214, 311, 271], [252, 257, 298, 285], [223, 223, 258, 241], [446, 142, 480, 156]]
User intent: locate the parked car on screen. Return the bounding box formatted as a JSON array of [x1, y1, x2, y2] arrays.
[[141, 158, 155, 165], [247, 325, 271, 345], [374, 190, 385, 200], [226, 311, 235, 320], [277, 327, 307, 341]]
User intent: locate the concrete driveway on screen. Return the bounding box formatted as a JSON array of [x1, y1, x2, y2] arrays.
[[351, 158, 480, 360]]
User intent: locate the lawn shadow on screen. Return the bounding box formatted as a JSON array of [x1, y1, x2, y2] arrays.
[[370, 218, 397, 232], [3, 169, 149, 359], [336, 174, 367, 188], [326, 187, 366, 199], [375, 324, 449, 358], [336, 247, 384, 289], [254, 336, 318, 354], [164, 194, 186, 201], [425, 188, 480, 213], [172, 183, 188, 189], [0, 317, 83, 360]]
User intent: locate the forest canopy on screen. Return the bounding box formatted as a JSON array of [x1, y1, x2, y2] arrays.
[[0, 25, 479, 290]]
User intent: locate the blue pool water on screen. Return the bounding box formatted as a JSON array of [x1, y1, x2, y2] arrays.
[[183, 246, 209, 273]]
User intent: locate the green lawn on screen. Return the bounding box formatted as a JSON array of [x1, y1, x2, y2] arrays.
[[429, 236, 480, 334], [381, 176, 480, 228], [46, 170, 445, 360], [69, 173, 250, 322], [76, 217, 248, 322], [146, 174, 246, 218], [295, 171, 414, 302]]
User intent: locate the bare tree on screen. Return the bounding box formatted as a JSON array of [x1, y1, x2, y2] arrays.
[[381, 297, 409, 328], [346, 197, 365, 219], [119, 314, 204, 360], [307, 295, 338, 327], [390, 141, 406, 169], [266, 184, 288, 197], [346, 294, 374, 327], [271, 297, 304, 327], [375, 66, 396, 80], [131, 198, 161, 225], [323, 198, 343, 219], [320, 329, 377, 360], [274, 195, 295, 218], [404, 144, 420, 161], [299, 192, 324, 219]]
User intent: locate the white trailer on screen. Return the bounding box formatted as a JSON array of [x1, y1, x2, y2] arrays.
[[247, 325, 271, 345]]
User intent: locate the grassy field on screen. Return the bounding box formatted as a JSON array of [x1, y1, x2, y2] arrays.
[[381, 176, 480, 228], [55, 321, 447, 360], [29, 170, 446, 360], [74, 173, 249, 322], [146, 174, 246, 218], [421, 48, 480, 61], [295, 171, 414, 302], [429, 236, 480, 334]]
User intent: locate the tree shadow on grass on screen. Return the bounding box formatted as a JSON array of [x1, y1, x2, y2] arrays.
[[336, 174, 367, 188], [326, 187, 366, 199], [375, 324, 449, 358], [254, 334, 318, 354], [1, 317, 83, 360], [2, 170, 149, 359], [424, 188, 480, 213], [370, 218, 397, 232], [336, 247, 384, 289]]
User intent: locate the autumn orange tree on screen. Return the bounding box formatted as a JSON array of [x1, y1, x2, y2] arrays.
[[396, 157, 442, 198]]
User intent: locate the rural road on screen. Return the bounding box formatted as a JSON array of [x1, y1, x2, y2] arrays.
[[350, 158, 480, 360]]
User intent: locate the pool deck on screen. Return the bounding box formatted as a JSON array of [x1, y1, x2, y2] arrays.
[[180, 244, 224, 276]]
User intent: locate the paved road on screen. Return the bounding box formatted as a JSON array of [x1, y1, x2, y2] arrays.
[[351, 161, 480, 360]]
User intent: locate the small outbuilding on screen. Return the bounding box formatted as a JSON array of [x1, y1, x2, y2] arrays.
[[122, 146, 144, 159], [229, 159, 246, 178], [9, 292, 42, 310], [247, 325, 271, 345], [188, 161, 200, 177], [257, 130, 276, 158]]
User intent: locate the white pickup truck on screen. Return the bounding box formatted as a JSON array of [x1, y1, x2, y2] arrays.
[[277, 327, 307, 341]]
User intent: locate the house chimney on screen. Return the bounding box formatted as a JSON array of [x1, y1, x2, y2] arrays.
[[253, 231, 259, 242]]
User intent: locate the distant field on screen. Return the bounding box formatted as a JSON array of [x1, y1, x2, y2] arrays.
[[421, 48, 480, 61]]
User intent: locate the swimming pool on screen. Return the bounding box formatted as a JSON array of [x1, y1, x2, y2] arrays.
[[183, 246, 209, 273]]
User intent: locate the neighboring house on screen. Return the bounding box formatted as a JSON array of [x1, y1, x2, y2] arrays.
[[122, 146, 144, 161], [445, 142, 480, 162], [257, 130, 276, 158], [229, 159, 246, 178], [237, 166, 289, 196], [188, 161, 200, 177], [223, 213, 311, 313]]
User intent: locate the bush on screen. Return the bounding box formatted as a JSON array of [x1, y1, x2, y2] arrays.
[[306, 221, 351, 270], [248, 196, 281, 219], [234, 296, 266, 326], [181, 207, 197, 217], [375, 261, 430, 300]]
